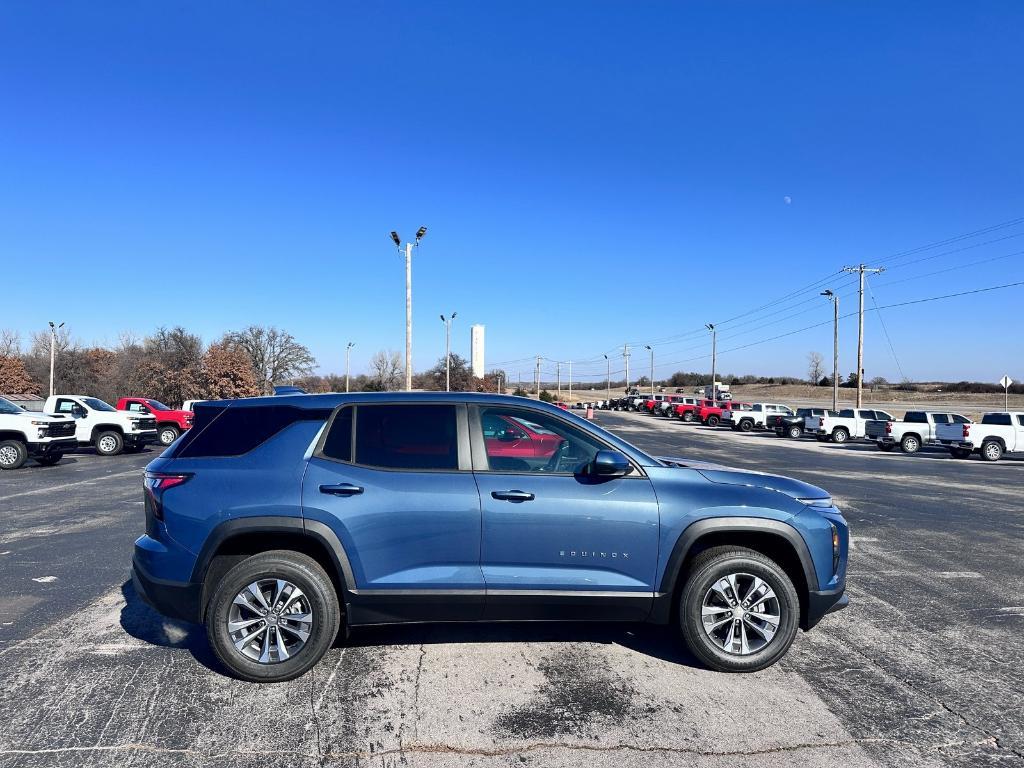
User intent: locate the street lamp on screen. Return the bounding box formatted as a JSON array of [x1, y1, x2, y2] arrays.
[[705, 323, 717, 399], [390, 227, 427, 390], [821, 290, 839, 411], [48, 321, 64, 397], [345, 342, 355, 393], [644, 345, 654, 398], [440, 312, 457, 391], [603, 354, 610, 401]]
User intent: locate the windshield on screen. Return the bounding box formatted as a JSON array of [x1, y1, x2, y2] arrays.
[[82, 397, 117, 412], [146, 400, 170, 410], [0, 397, 25, 414]]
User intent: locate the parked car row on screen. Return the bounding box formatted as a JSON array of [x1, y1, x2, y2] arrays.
[[627, 397, 1024, 462], [0, 394, 195, 470]]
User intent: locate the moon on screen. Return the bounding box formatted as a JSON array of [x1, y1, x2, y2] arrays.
[[783, 195, 792, 205]]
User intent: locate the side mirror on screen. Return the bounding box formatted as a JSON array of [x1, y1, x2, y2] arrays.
[[587, 449, 632, 478], [72, 406, 87, 418]]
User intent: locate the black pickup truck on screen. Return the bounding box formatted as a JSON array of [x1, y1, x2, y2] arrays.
[[766, 407, 830, 438]]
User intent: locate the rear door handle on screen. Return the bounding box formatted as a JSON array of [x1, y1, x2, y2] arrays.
[[491, 490, 535, 502], [320, 483, 364, 497]]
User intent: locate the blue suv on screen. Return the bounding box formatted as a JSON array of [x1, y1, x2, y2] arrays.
[[132, 392, 848, 682]]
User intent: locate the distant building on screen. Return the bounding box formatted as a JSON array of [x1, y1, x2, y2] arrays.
[[470, 324, 485, 378]]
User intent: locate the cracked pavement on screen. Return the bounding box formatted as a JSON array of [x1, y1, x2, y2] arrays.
[[0, 413, 1021, 767]]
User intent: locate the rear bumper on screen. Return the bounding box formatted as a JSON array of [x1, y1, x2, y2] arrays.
[[131, 556, 202, 624], [803, 588, 848, 630], [26, 438, 77, 457]]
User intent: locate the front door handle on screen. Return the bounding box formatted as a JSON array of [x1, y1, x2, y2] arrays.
[[491, 490, 535, 503], [320, 483, 364, 497]]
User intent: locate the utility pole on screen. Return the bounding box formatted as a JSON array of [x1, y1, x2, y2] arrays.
[[568, 361, 573, 402], [535, 356, 541, 395], [705, 324, 716, 399], [843, 264, 884, 408], [556, 362, 562, 399], [623, 344, 631, 392], [345, 341, 355, 393], [518, 371, 522, 393], [390, 227, 427, 391], [47, 321, 64, 397], [821, 291, 839, 411], [440, 312, 456, 391], [603, 354, 610, 401], [644, 345, 654, 398]]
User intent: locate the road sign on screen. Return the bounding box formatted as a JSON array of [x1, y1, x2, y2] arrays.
[[1000, 375, 1013, 389]]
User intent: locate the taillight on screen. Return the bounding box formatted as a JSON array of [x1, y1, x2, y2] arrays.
[[144, 471, 192, 521], [885, 421, 892, 434], [963, 424, 970, 439]]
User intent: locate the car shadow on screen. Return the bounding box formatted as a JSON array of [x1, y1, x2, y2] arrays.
[[119, 580, 702, 673]]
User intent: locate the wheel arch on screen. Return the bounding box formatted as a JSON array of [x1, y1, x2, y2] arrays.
[[902, 431, 922, 443], [0, 429, 29, 444], [191, 516, 356, 620], [982, 436, 1007, 450], [655, 517, 817, 629], [91, 423, 125, 440]]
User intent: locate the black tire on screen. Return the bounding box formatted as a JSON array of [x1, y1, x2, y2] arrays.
[[949, 447, 972, 460], [678, 546, 800, 673], [35, 453, 63, 466], [980, 441, 1003, 462], [877, 443, 895, 452], [739, 419, 753, 433], [831, 428, 849, 444], [158, 425, 180, 446], [682, 411, 694, 423], [787, 425, 803, 439], [900, 435, 921, 454], [206, 550, 341, 683], [94, 430, 124, 456], [707, 415, 720, 427], [0, 439, 28, 470]]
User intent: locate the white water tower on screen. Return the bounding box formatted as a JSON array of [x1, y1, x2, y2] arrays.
[[470, 324, 485, 378]]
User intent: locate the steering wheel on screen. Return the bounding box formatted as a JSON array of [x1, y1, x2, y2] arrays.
[[542, 439, 573, 473]]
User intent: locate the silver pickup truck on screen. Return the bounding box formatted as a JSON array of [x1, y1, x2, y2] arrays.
[[865, 410, 971, 454]]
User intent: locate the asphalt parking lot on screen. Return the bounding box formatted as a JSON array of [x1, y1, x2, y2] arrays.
[[0, 414, 1022, 768]]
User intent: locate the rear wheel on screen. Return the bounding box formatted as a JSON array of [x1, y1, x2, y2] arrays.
[[94, 431, 123, 456], [900, 435, 921, 454], [158, 425, 180, 446], [678, 546, 799, 672], [980, 441, 1003, 462], [206, 550, 341, 683], [0, 439, 28, 470], [831, 428, 849, 444], [787, 425, 803, 439], [949, 447, 972, 460], [682, 411, 694, 423], [739, 419, 754, 433], [707, 415, 720, 427]]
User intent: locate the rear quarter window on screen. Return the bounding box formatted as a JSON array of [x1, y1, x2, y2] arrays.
[[175, 405, 331, 458], [982, 413, 1012, 426], [904, 412, 926, 423]]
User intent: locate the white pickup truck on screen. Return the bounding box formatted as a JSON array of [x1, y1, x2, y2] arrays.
[[865, 410, 971, 454], [936, 412, 1024, 461], [804, 407, 895, 444], [722, 402, 794, 432], [0, 396, 79, 469], [43, 395, 158, 456]]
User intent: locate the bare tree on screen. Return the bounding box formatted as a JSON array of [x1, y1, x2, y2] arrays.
[[807, 351, 825, 385], [225, 326, 316, 395], [0, 329, 20, 358], [369, 350, 403, 391]]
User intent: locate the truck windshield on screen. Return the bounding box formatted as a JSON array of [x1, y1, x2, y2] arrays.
[[82, 397, 117, 412], [0, 397, 25, 414], [146, 400, 171, 410]]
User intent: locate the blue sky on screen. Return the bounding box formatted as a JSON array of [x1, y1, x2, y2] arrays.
[[2, 1, 1022, 383]]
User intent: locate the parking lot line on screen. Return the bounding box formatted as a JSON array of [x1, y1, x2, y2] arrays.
[[0, 469, 141, 502]]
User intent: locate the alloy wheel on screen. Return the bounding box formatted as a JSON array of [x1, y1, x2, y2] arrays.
[[701, 573, 781, 655], [228, 579, 314, 664], [0, 445, 19, 467]]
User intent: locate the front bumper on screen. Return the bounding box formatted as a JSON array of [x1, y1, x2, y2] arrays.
[[26, 438, 78, 457], [126, 430, 158, 447], [804, 588, 849, 630], [131, 556, 202, 624]]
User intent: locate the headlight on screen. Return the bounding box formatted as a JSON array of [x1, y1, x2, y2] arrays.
[[798, 497, 833, 508], [830, 522, 840, 574], [30, 420, 49, 426]]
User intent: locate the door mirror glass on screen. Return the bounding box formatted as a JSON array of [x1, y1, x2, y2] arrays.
[[587, 449, 631, 478]]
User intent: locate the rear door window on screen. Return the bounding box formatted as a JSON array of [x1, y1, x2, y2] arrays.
[[353, 404, 458, 470], [981, 413, 1012, 426]]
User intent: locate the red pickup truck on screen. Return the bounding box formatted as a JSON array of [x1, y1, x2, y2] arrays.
[[116, 397, 194, 446], [693, 399, 748, 427]]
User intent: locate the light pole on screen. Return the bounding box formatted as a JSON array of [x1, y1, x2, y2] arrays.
[[568, 361, 573, 402], [821, 291, 839, 411], [644, 345, 654, 398], [391, 227, 427, 391], [345, 342, 355, 393], [48, 321, 64, 397], [603, 354, 610, 401], [623, 343, 631, 392], [705, 324, 716, 399], [440, 312, 457, 391]]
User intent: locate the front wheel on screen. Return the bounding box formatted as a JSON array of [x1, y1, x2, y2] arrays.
[[205, 550, 341, 682], [678, 546, 800, 672], [682, 411, 694, 423], [95, 431, 124, 456], [787, 426, 803, 439], [877, 443, 895, 452], [949, 447, 972, 459], [831, 428, 849, 444], [900, 435, 921, 454], [706, 415, 720, 427], [739, 420, 753, 433], [158, 425, 180, 446], [0, 439, 28, 470]]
